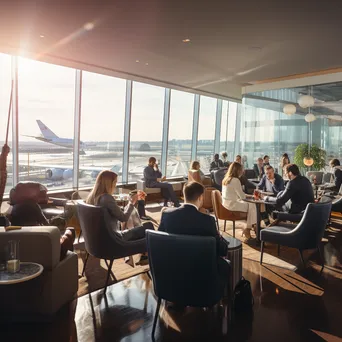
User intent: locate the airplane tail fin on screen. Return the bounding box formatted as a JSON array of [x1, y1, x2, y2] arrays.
[[36, 120, 58, 138]]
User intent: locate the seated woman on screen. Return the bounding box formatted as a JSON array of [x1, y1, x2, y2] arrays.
[[189, 160, 210, 185], [221, 162, 258, 239], [86, 170, 154, 242]]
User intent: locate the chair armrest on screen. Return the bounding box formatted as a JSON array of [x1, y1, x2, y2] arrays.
[[49, 197, 68, 207], [277, 212, 303, 223]]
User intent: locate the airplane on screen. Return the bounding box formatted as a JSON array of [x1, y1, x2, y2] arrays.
[[23, 120, 95, 150]]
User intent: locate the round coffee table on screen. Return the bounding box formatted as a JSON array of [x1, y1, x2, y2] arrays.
[[223, 236, 242, 292], [0, 262, 43, 285]]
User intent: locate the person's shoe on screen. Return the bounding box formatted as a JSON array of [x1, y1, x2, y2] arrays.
[[241, 228, 252, 239]]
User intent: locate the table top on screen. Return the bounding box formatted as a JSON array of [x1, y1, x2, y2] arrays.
[[222, 236, 242, 250], [259, 191, 275, 196], [0, 262, 43, 285], [242, 198, 274, 205]]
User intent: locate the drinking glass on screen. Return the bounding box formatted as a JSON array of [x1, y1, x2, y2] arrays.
[[7, 240, 20, 273]]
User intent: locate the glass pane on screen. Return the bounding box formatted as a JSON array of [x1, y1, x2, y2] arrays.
[[18, 58, 75, 190], [129, 82, 164, 181], [0, 53, 13, 194], [80, 71, 126, 187], [167, 90, 194, 177], [197, 96, 217, 173]]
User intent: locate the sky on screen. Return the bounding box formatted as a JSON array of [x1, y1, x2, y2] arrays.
[[1, 53, 232, 143]]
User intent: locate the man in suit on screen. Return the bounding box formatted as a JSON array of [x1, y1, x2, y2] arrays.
[[329, 159, 342, 193], [143, 157, 180, 207], [264, 164, 314, 214], [257, 165, 284, 195], [253, 157, 264, 178], [209, 153, 224, 171], [159, 182, 230, 281]]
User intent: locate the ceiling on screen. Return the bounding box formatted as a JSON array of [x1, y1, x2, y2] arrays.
[[1, 0, 342, 100]]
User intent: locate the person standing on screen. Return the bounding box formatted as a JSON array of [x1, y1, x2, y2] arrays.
[[143, 157, 180, 207]]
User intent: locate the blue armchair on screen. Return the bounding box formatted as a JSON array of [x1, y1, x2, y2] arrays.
[[260, 202, 332, 269], [146, 230, 230, 338]]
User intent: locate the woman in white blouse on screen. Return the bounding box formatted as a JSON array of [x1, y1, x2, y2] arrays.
[[222, 161, 258, 239]]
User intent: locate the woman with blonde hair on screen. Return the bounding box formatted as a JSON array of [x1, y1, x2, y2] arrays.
[[221, 162, 257, 239], [280, 153, 290, 180], [86, 170, 153, 241]]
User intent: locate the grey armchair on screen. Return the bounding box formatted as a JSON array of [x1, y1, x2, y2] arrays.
[[146, 230, 230, 338], [77, 201, 147, 292], [260, 202, 332, 269]]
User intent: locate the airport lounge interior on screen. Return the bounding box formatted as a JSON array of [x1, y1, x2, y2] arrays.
[[1, 1, 342, 341]]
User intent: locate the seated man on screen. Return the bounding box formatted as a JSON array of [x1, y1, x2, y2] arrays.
[[210, 153, 224, 171], [329, 159, 342, 192], [221, 152, 230, 167], [159, 181, 229, 276], [253, 157, 264, 178], [263, 155, 271, 169], [257, 165, 284, 195], [264, 164, 314, 214], [143, 157, 180, 207]]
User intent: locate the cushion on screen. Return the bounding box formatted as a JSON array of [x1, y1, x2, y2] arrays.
[[260, 225, 293, 243]]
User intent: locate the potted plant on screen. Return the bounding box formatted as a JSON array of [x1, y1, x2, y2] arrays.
[[293, 143, 326, 172]]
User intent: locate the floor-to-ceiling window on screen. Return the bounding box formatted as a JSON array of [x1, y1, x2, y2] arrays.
[[167, 90, 194, 177], [128, 82, 164, 181], [80, 71, 126, 186], [197, 96, 217, 172], [0, 53, 13, 193], [220, 101, 237, 162], [18, 57, 75, 190]]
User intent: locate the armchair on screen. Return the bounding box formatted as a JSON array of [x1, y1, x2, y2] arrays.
[[211, 190, 247, 237], [77, 201, 147, 292], [0, 226, 78, 320], [260, 202, 332, 269], [146, 230, 229, 338], [188, 169, 216, 209]]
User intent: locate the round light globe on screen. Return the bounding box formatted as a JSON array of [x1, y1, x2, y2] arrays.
[[283, 104, 296, 115], [298, 95, 315, 108], [305, 113, 316, 122], [303, 157, 314, 167]]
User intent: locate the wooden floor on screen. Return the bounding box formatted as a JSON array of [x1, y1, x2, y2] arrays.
[[1, 207, 342, 342]]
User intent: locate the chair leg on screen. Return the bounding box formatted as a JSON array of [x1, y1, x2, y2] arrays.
[[232, 221, 235, 237], [216, 217, 219, 231], [298, 250, 305, 268], [224, 220, 227, 232], [260, 241, 264, 265], [104, 259, 114, 293], [277, 244, 280, 256], [81, 251, 89, 277], [152, 297, 162, 339], [104, 259, 117, 280], [317, 245, 325, 272]]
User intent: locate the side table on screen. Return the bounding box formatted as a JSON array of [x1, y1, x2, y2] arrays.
[[223, 236, 242, 292], [0, 262, 43, 285]]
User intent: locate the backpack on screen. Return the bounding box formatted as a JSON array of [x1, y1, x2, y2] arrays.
[[232, 277, 254, 312]]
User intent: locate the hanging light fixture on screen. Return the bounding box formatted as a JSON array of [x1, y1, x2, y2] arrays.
[[303, 157, 314, 167], [304, 91, 314, 168], [305, 112, 316, 122], [298, 94, 315, 108], [283, 104, 296, 115]]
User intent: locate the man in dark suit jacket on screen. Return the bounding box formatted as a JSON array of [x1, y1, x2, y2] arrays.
[[257, 165, 284, 195], [159, 182, 230, 281], [253, 157, 264, 178], [209, 153, 224, 171], [264, 164, 314, 214], [329, 159, 342, 193]]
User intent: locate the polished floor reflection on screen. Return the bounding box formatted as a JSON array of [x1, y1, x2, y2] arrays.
[[1, 219, 342, 342]]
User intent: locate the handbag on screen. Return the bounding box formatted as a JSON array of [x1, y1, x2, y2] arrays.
[[232, 276, 254, 312]]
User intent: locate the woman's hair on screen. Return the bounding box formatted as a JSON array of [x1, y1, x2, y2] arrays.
[[221, 152, 228, 159], [86, 170, 118, 205], [222, 161, 243, 185], [280, 155, 290, 167], [190, 161, 200, 170], [330, 158, 340, 167]]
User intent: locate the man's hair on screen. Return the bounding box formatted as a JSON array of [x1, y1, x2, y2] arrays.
[[183, 182, 204, 201], [214, 153, 219, 159], [286, 163, 300, 176], [263, 155, 270, 160], [257, 157, 263, 162], [330, 159, 340, 167], [148, 157, 156, 164], [235, 154, 241, 159], [265, 165, 274, 171]]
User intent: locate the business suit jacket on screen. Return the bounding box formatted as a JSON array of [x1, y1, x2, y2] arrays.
[[253, 164, 264, 178], [159, 204, 227, 256], [266, 175, 314, 214], [143, 165, 162, 188], [333, 167, 342, 192], [257, 173, 285, 195], [210, 159, 224, 171]]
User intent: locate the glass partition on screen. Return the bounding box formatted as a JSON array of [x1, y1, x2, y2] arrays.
[[80, 71, 126, 186], [18, 57, 75, 190]]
